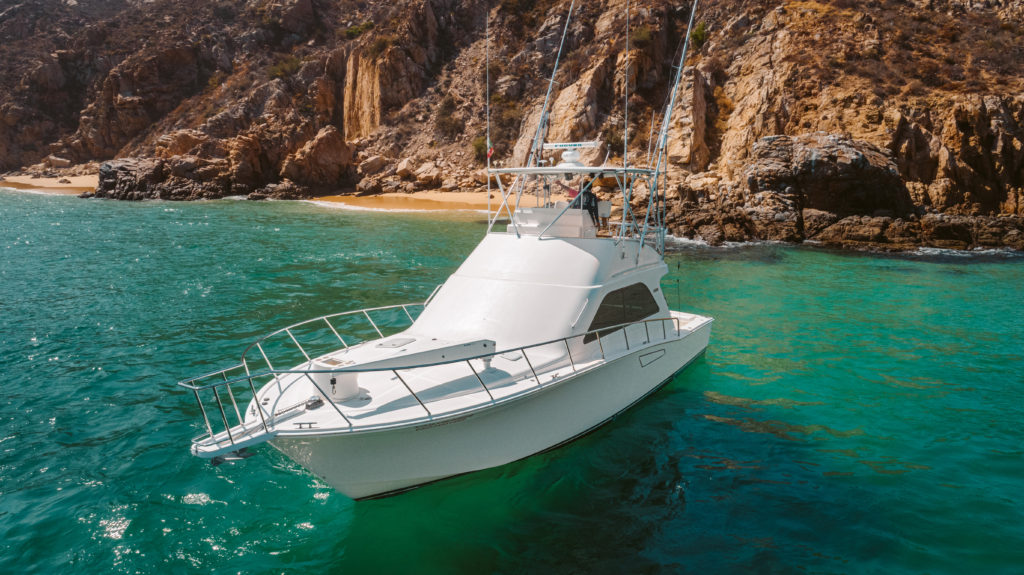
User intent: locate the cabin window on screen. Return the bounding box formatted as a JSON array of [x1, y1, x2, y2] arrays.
[[584, 283, 660, 343]]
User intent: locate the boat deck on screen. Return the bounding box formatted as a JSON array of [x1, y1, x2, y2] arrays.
[[187, 311, 711, 457]]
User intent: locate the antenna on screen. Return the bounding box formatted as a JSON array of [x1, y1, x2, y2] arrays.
[[642, 0, 700, 254], [485, 1, 491, 221], [654, 0, 699, 174], [624, 0, 630, 172]]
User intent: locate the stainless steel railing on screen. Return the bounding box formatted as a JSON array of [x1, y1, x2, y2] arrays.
[[179, 310, 688, 452], [179, 302, 427, 443]]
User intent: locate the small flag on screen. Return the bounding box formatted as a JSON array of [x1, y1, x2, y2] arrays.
[[487, 139, 494, 159]]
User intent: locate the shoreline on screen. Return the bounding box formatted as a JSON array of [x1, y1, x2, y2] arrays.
[[2, 173, 1020, 254], [312, 190, 573, 212], [0, 177, 572, 211], [0, 174, 98, 195]]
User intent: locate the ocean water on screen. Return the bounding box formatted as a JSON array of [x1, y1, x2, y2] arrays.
[[2, 188, 1022, 574]]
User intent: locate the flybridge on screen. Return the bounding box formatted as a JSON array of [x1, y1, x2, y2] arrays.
[[482, 0, 702, 256]]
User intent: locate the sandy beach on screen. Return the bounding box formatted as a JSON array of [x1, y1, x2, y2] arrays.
[[314, 189, 574, 212], [0, 174, 576, 212], [0, 174, 98, 195]]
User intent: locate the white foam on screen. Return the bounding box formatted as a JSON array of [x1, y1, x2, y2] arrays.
[[305, 199, 487, 214], [914, 246, 1022, 258], [0, 186, 78, 197], [664, 234, 772, 249]]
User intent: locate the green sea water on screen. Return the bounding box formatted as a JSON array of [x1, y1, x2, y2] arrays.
[[2, 188, 1023, 573]]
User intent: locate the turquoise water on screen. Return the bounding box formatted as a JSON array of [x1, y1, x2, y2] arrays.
[[2, 188, 1023, 573]]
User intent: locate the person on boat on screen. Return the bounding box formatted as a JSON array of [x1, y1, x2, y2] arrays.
[[579, 186, 600, 227], [560, 178, 599, 227]]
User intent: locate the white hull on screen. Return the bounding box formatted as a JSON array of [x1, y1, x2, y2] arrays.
[[270, 321, 711, 499]]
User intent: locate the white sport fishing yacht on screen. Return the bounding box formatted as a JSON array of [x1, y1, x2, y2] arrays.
[[179, 0, 711, 500]]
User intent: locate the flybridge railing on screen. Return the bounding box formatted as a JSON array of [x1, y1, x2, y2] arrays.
[[486, 165, 667, 253], [179, 312, 690, 453]]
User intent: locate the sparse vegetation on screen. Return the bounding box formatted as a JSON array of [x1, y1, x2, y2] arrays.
[[603, 124, 624, 153], [345, 21, 374, 39], [366, 35, 394, 59], [206, 70, 227, 91], [472, 135, 489, 163], [901, 79, 926, 97], [499, 0, 560, 35], [486, 94, 524, 159], [268, 55, 302, 79], [560, 50, 586, 83], [435, 95, 464, 140], [703, 55, 727, 84], [630, 25, 652, 49], [690, 22, 708, 50], [713, 86, 734, 118]]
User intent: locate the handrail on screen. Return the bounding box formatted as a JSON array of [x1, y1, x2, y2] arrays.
[[180, 301, 427, 449], [239, 302, 425, 367], [424, 284, 443, 307], [181, 315, 683, 391], [257, 315, 683, 376], [181, 302, 701, 452], [180, 363, 247, 386]]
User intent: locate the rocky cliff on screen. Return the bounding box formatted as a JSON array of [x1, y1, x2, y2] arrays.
[[2, 0, 1022, 250]]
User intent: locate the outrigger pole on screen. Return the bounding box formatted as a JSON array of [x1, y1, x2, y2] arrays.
[[489, 0, 576, 234], [641, 0, 700, 254], [525, 0, 577, 169], [485, 1, 491, 219]]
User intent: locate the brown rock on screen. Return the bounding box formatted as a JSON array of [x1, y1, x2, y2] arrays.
[[415, 161, 441, 186], [745, 133, 911, 218], [280, 126, 353, 187], [802, 208, 840, 238], [358, 155, 387, 175], [816, 216, 892, 246], [396, 158, 414, 178], [667, 67, 712, 171], [249, 179, 309, 200], [920, 214, 973, 249], [46, 155, 71, 168], [274, 0, 315, 35], [67, 45, 201, 160], [155, 130, 208, 158], [355, 177, 382, 196]]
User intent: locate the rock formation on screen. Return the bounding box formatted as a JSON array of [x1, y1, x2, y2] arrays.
[[1, 0, 1022, 250]]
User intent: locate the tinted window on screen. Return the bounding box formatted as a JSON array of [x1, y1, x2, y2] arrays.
[[584, 283, 660, 343]]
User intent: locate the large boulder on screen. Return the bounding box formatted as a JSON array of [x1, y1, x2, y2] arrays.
[[280, 126, 353, 187], [358, 155, 387, 176], [738, 132, 913, 241], [396, 157, 415, 178], [415, 161, 441, 187], [745, 132, 912, 217]]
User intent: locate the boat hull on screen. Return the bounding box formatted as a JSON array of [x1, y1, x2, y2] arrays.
[[269, 320, 711, 499]]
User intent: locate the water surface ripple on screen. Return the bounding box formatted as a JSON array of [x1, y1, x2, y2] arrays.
[[2, 189, 1022, 573]]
